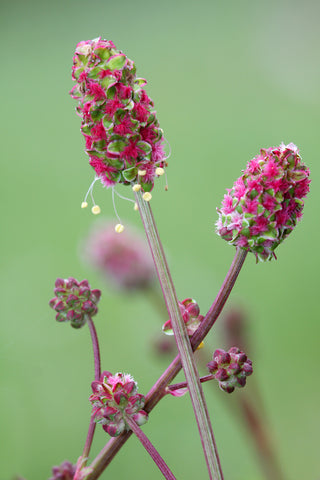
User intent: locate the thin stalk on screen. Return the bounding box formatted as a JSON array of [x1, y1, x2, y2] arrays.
[[125, 415, 177, 480], [135, 192, 223, 480], [87, 316, 101, 381], [74, 317, 101, 480], [168, 374, 214, 393], [86, 248, 247, 479]]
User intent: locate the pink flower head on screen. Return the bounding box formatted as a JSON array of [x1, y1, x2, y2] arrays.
[[83, 221, 155, 291], [70, 38, 167, 193], [207, 347, 253, 393], [162, 298, 204, 336], [49, 461, 76, 480], [49, 277, 101, 328], [90, 371, 148, 437], [216, 143, 311, 261]]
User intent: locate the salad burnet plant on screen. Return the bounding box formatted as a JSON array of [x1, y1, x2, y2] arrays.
[[43, 37, 310, 480]]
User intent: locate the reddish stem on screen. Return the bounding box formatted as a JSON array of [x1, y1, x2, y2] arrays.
[[125, 415, 177, 480]]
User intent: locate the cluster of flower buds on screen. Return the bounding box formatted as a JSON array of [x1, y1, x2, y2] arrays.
[[207, 347, 253, 393], [48, 461, 76, 480], [70, 38, 166, 193], [216, 143, 310, 261], [90, 371, 148, 437], [162, 298, 204, 336], [83, 221, 155, 291], [49, 278, 101, 328]]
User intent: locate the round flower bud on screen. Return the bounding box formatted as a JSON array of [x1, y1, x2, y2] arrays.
[[216, 143, 310, 261], [82, 221, 155, 291], [70, 38, 166, 193], [49, 277, 101, 328], [162, 298, 204, 336], [207, 346, 253, 393], [49, 461, 76, 480], [90, 371, 148, 437]]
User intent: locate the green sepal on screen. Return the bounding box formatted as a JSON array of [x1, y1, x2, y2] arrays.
[[107, 140, 127, 153], [70, 87, 82, 99], [101, 76, 118, 90], [107, 86, 116, 100], [250, 189, 259, 199], [87, 150, 105, 159], [147, 113, 155, 126], [94, 48, 111, 61], [122, 167, 137, 182], [87, 67, 102, 79], [109, 170, 121, 183], [106, 157, 123, 169], [136, 141, 152, 154], [81, 124, 91, 135], [77, 54, 89, 66], [91, 106, 105, 122], [74, 67, 84, 80], [140, 180, 153, 192], [135, 78, 147, 87], [93, 140, 106, 151], [107, 54, 126, 70], [103, 117, 113, 130]]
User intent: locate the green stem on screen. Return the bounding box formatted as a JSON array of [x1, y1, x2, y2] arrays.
[[135, 191, 223, 480], [125, 415, 177, 480]]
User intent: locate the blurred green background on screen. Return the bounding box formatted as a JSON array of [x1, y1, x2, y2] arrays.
[[1, 0, 319, 479]]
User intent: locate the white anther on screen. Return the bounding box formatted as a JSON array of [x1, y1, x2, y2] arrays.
[[81, 201, 88, 209], [115, 223, 125, 233], [134, 202, 139, 211], [91, 205, 101, 215], [155, 167, 165, 176], [138, 169, 147, 176], [132, 184, 141, 192], [142, 192, 152, 202]]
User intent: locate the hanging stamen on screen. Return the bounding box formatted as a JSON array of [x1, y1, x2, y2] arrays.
[[81, 176, 101, 214], [112, 187, 124, 233]]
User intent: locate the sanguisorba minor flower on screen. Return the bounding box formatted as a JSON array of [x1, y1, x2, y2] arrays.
[[83, 221, 155, 291], [90, 371, 148, 437], [49, 278, 101, 328], [70, 38, 166, 193], [216, 143, 310, 261], [49, 461, 76, 480]]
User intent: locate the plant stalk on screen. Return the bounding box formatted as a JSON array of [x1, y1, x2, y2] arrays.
[[125, 415, 177, 480], [74, 317, 101, 479], [135, 192, 223, 480]]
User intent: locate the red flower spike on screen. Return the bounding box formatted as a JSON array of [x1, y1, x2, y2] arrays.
[[70, 37, 167, 192], [216, 143, 310, 261]]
